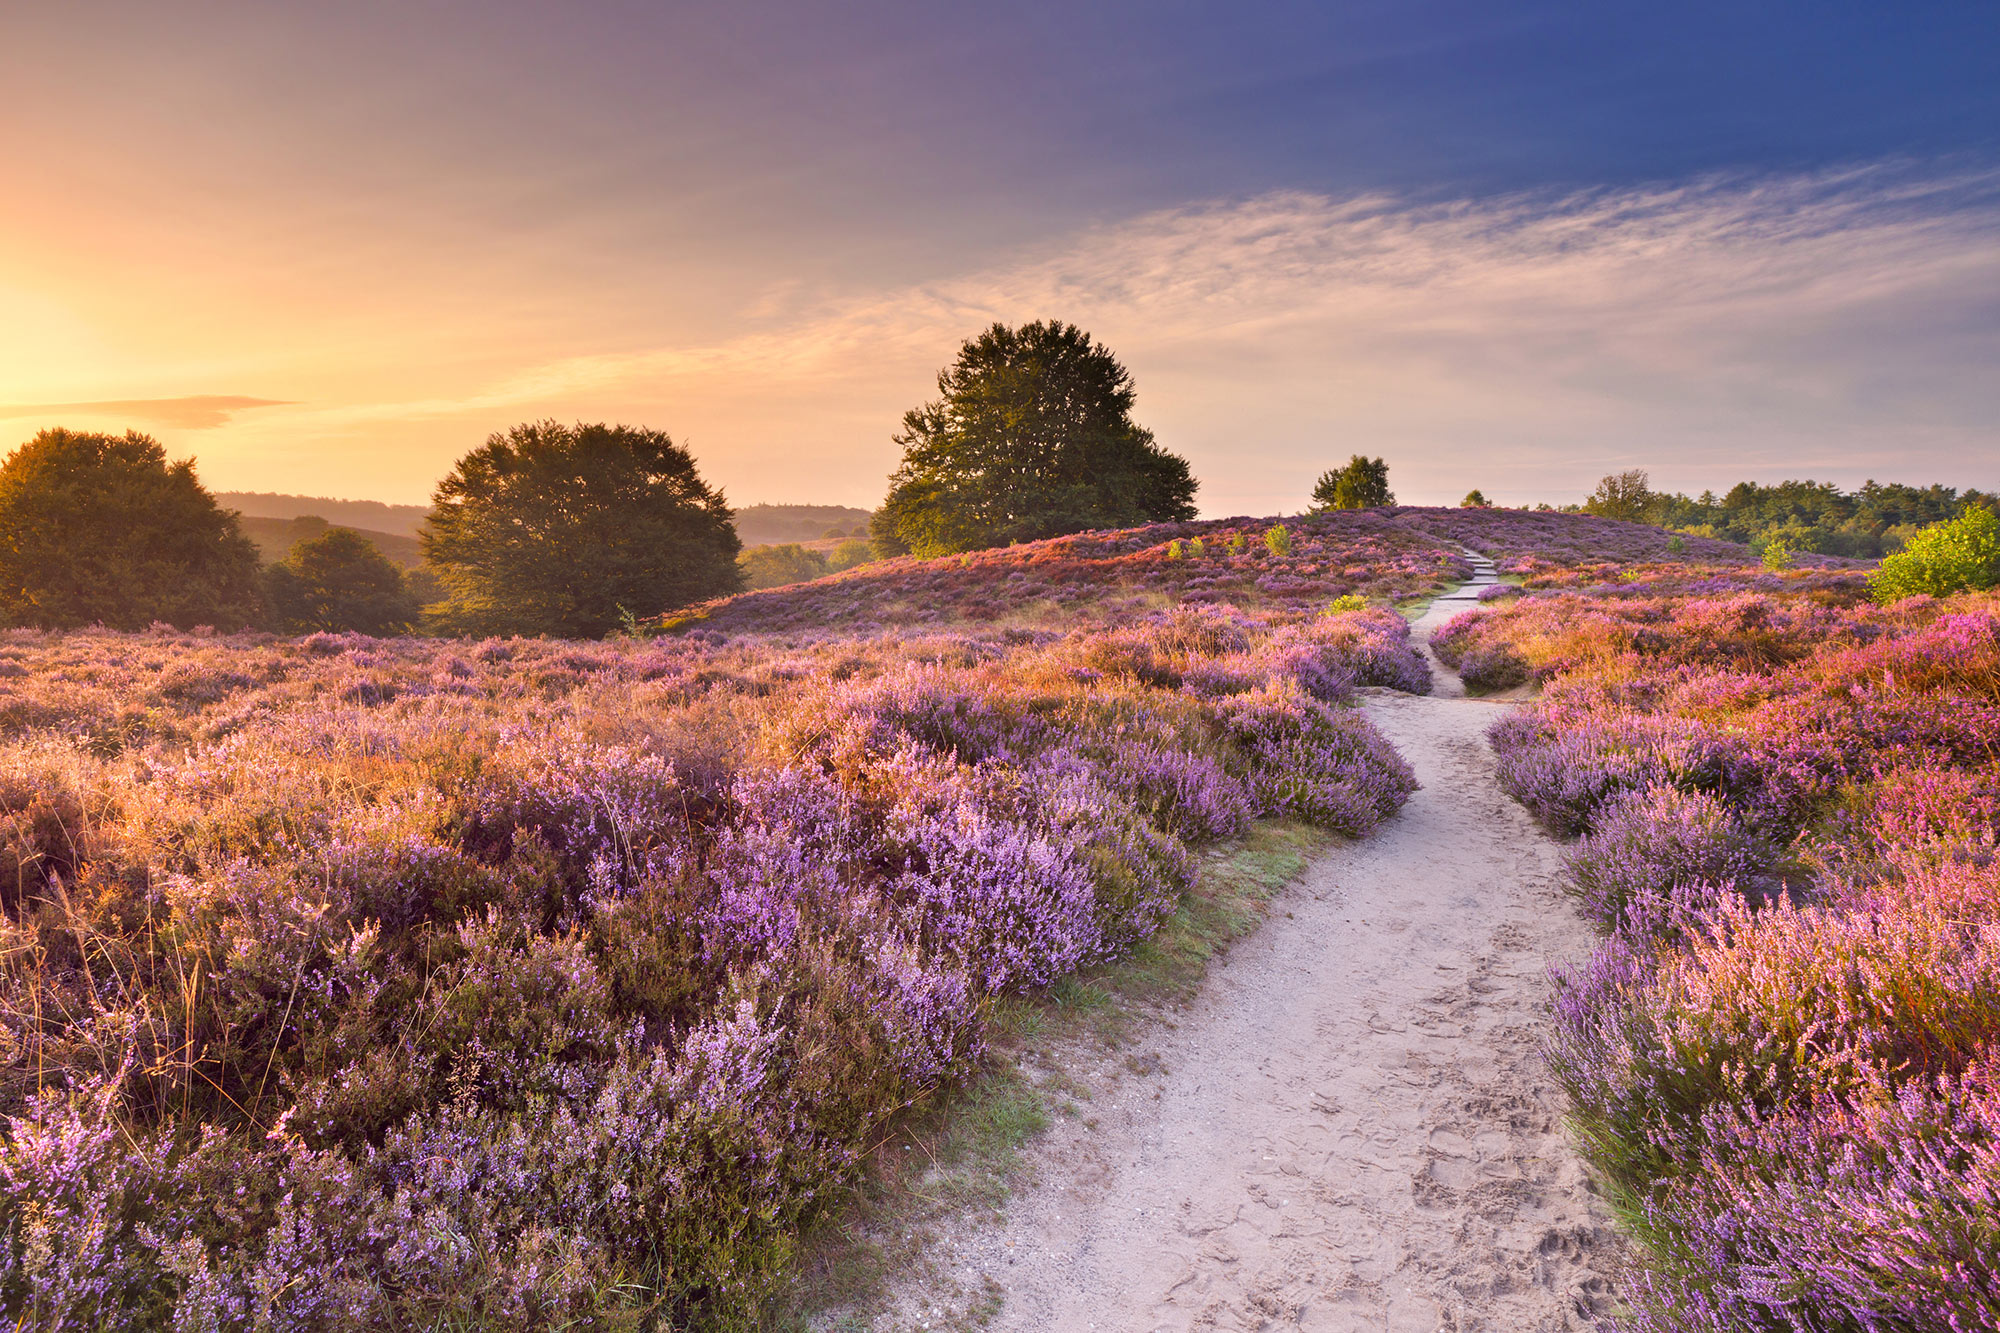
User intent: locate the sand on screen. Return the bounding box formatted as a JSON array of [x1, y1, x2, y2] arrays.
[[876, 564, 1622, 1332]]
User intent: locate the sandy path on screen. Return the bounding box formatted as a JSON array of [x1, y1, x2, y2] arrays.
[[889, 564, 1620, 1331]]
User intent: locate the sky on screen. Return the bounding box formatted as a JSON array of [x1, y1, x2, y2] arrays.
[[1, 1, 1996, 515]]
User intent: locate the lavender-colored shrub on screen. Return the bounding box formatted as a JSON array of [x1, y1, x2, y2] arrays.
[[1566, 785, 1772, 933], [1496, 579, 2000, 1329], [0, 599, 1421, 1326]]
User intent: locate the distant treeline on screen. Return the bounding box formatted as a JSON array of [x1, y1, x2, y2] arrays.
[[1574, 472, 1996, 558]]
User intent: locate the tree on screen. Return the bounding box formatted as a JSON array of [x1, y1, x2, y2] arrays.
[[738, 543, 829, 590], [264, 527, 421, 634], [0, 428, 262, 630], [1584, 469, 1660, 523], [1461, 489, 1491, 508], [1310, 456, 1394, 510], [876, 321, 1197, 556], [422, 421, 741, 638], [827, 539, 874, 572], [868, 497, 914, 560]]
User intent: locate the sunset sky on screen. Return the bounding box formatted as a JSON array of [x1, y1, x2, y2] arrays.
[[3, 2, 1996, 514]]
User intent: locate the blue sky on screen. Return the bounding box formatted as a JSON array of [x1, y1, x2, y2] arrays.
[[2, 1, 1995, 510]]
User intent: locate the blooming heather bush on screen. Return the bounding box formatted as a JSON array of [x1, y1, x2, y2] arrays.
[[1432, 612, 1532, 694], [1219, 686, 1418, 835], [1566, 785, 1773, 933], [0, 596, 1423, 1327], [1479, 576, 2000, 1329]]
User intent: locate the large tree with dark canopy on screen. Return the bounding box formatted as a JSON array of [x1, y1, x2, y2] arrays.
[[877, 321, 1197, 556], [422, 420, 740, 637], [0, 428, 263, 630]]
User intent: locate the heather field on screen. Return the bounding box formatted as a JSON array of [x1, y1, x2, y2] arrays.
[[666, 505, 1776, 639], [11, 506, 1985, 1331], [0, 520, 1460, 1329], [1439, 577, 2000, 1329]]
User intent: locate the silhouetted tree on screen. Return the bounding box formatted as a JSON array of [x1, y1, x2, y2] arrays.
[[0, 428, 262, 630], [423, 421, 740, 638], [877, 321, 1197, 556], [1461, 489, 1491, 508], [1310, 456, 1394, 510], [265, 527, 421, 634], [1584, 469, 1660, 523]]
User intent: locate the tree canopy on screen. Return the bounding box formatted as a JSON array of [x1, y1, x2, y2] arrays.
[[265, 527, 421, 634], [0, 428, 263, 630], [1653, 477, 1991, 558], [1583, 469, 1659, 523], [875, 321, 1197, 557], [1461, 489, 1491, 508], [1310, 455, 1394, 510], [738, 543, 829, 590], [422, 421, 741, 638]]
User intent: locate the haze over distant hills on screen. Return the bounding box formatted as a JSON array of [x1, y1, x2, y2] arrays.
[[218, 492, 431, 538], [219, 493, 874, 554], [732, 504, 873, 546]]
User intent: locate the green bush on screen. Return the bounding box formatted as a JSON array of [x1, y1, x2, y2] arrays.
[[739, 544, 830, 590], [1869, 507, 2000, 604], [826, 539, 874, 572], [1264, 525, 1291, 557]]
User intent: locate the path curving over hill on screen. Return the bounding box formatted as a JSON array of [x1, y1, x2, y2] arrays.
[[885, 578, 1621, 1331]]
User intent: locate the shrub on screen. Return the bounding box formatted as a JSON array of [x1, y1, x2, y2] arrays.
[[1871, 506, 2000, 604], [1565, 785, 1771, 933], [827, 539, 874, 572], [1219, 686, 1418, 835], [1264, 525, 1292, 557]]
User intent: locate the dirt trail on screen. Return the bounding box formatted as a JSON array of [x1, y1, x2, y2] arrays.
[[883, 560, 1621, 1331]]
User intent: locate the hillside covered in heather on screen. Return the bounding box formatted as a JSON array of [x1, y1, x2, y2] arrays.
[[669, 506, 1772, 638]]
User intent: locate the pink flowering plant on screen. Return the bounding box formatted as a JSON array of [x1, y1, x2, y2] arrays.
[[0, 570, 1431, 1327], [1469, 574, 2000, 1329]]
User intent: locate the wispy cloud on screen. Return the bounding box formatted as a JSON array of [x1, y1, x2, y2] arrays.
[[0, 395, 296, 429], [289, 164, 2000, 509]]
